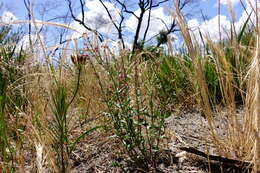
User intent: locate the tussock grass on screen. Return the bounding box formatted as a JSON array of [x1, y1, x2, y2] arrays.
[[0, 14, 107, 172], [173, 0, 259, 171], [0, 1, 259, 172]]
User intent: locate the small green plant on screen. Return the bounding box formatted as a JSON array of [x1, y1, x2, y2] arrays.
[[88, 49, 169, 170], [152, 55, 193, 110], [203, 57, 221, 105], [49, 56, 102, 173], [156, 30, 168, 46], [0, 25, 26, 172], [0, 69, 13, 172], [50, 83, 70, 173]]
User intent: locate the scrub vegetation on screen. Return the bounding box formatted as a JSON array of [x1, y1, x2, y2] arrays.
[[0, 1, 259, 172]]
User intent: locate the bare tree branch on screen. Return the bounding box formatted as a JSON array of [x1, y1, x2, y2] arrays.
[[65, 0, 196, 52], [98, 0, 125, 48], [66, 0, 104, 42], [114, 0, 138, 18], [143, 0, 153, 42], [151, 0, 169, 8], [23, 0, 33, 49]]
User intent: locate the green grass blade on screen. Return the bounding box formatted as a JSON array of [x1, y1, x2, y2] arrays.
[[238, 11, 252, 44], [69, 125, 104, 153]]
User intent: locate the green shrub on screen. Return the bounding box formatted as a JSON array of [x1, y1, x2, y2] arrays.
[[90, 53, 168, 170], [151, 55, 194, 109]]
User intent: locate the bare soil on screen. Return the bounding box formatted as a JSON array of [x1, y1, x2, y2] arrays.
[[68, 108, 250, 173]]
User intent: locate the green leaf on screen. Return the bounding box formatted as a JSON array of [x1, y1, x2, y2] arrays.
[[238, 11, 252, 44], [69, 125, 104, 153]]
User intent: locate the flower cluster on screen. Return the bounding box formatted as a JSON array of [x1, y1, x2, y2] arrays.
[[71, 54, 89, 65]]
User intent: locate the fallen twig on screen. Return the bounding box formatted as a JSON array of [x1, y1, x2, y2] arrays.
[[179, 147, 252, 168]]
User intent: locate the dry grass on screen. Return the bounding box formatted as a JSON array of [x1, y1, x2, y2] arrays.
[[173, 0, 259, 171], [0, 0, 259, 172]]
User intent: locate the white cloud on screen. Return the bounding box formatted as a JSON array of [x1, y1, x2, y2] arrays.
[[125, 7, 171, 41], [188, 19, 200, 30], [234, 0, 260, 31], [1, 11, 17, 23], [69, 0, 173, 46], [219, 0, 240, 6], [18, 35, 36, 49], [69, 22, 88, 39], [235, 9, 251, 31], [17, 34, 46, 64], [69, 0, 120, 39], [187, 0, 260, 45], [187, 15, 231, 44], [84, 0, 119, 31]]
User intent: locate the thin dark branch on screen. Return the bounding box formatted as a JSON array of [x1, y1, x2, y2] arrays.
[[98, 0, 125, 47], [144, 0, 149, 9], [79, 0, 85, 25], [180, 147, 252, 168], [23, 0, 33, 48], [119, 5, 125, 48], [66, 0, 92, 31], [151, 0, 169, 8], [114, 0, 138, 18], [132, 6, 146, 52], [167, 20, 178, 34], [154, 17, 170, 32], [66, 0, 104, 42], [143, 0, 153, 42]]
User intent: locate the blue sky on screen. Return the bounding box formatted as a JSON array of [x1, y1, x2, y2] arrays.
[[199, 0, 244, 19], [2, 0, 44, 15], [0, 0, 253, 49], [0, 0, 245, 22]]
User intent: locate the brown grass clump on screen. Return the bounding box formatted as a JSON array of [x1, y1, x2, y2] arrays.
[[1, 0, 259, 172], [173, 0, 259, 171]]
